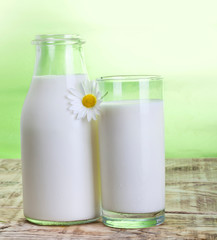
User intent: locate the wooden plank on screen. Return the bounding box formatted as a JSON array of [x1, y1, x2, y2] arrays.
[[0, 208, 23, 223], [0, 159, 22, 209], [0, 159, 217, 239], [166, 182, 217, 214], [166, 158, 217, 183], [0, 213, 216, 239], [1, 159, 217, 214], [2, 183, 216, 221], [0, 159, 21, 173]]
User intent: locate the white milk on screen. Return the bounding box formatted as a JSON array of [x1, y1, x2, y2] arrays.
[[98, 100, 165, 214], [21, 75, 100, 222]]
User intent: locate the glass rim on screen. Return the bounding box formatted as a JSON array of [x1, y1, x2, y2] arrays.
[[97, 75, 162, 82], [32, 34, 85, 45]]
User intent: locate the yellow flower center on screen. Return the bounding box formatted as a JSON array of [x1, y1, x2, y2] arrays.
[[82, 94, 97, 108]]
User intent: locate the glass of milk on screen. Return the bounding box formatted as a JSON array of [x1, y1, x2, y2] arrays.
[[20, 35, 100, 225], [97, 75, 165, 228]]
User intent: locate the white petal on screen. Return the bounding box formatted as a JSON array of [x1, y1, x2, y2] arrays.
[[93, 107, 100, 115], [89, 80, 94, 91], [72, 108, 80, 113], [67, 94, 77, 100], [68, 105, 77, 111], [89, 81, 92, 94], [82, 109, 88, 118], [76, 109, 86, 120], [89, 109, 98, 121], [70, 99, 82, 104], [87, 111, 92, 122], [91, 81, 96, 94], [69, 100, 82, 106], [92, 112, 97, 120], [68, 101, 82, 108], [77, 110, 84, 120], [81, 80, 90, 95], [75, 105, 86, 112], [68, 88, 83, 99], [69, 104, 83, 113], [95, 101, 102, 108], [91, 82, 98, 95], [96, 92, 102, 99], [68, 100, 80, 105], [88, 111, 95, 121], [97, 99, 102, 104]]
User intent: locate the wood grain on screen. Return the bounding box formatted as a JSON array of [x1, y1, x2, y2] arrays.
[[0, 158, 217, 239]]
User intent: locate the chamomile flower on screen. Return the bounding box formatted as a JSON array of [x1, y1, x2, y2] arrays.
[[67, 79, 106, 121]]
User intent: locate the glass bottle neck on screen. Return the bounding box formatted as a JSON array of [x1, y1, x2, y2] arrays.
[[33, 44, 87, 76]]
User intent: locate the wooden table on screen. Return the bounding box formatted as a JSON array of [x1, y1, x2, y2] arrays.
[[0, 158, 216, 239]]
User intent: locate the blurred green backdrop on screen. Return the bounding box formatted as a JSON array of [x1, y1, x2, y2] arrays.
[[0, 0, 217, 158]]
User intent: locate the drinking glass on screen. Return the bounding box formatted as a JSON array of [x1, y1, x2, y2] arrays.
[[97, 75, 165, 228]]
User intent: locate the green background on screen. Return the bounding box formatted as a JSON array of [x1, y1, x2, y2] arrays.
[[0, 0, 217, 158]]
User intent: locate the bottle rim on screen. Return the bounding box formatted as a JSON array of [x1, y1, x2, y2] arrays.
[[32, 34, 85, 45]]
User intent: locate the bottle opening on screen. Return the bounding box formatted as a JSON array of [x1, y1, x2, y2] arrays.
[[32, 34, 85, 45]]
